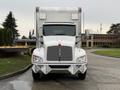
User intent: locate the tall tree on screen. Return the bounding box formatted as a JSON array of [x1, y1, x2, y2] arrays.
[[2, 11, 19, 40], [0, 28, 4, 45], [107, 23, 120, 35]]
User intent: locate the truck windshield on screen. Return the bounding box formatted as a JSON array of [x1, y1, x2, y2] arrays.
[[43, 24, 76, 36]]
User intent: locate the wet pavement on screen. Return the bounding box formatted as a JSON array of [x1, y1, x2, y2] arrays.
[[0, 49, 120, 90]]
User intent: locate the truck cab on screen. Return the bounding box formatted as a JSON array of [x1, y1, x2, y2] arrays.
[[31, 7, 87, 80]]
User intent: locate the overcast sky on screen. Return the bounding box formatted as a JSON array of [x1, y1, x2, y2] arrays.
[[0, 0, 120, 37]]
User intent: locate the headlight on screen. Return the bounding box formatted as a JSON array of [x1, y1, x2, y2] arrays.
[[76, 55, 87, 63], [32, 55, 43, 63]]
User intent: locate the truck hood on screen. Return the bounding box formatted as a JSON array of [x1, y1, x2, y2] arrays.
[[43, 36, 75, 47]]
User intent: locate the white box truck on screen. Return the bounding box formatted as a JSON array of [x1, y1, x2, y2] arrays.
[[31, 7, 87, 80]]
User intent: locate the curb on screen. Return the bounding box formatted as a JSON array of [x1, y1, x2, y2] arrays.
[[92, 52, 120, 58], [0, 64, 32, 80]]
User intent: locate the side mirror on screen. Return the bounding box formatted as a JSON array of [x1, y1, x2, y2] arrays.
[[40, 36, 44, 44], [76, 35, 81, 38], [75, 35, 81, 44]]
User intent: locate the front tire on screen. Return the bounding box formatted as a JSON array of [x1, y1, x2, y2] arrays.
[[77, 71, 87, 80], [32, 70, 40, 80], [32, 70, 44, 81]]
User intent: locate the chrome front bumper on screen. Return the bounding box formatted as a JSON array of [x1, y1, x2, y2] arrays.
[[32, 63, 87, 75]]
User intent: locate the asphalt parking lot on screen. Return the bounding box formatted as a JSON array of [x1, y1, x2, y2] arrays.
[[0, 49, 120, 90]]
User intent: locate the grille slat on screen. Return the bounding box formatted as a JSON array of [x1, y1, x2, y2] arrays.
[[47, 46, 72, 61]]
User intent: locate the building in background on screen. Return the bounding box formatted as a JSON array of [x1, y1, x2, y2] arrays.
[[81, 34, 120, 48]]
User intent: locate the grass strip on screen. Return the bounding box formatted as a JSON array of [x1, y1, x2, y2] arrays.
[[93, 49, 120, 58], [0, 55, 31, 76]]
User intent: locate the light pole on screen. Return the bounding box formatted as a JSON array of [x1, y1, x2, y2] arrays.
[[83, 12, 85, 33], [100, 23, 102, 34]]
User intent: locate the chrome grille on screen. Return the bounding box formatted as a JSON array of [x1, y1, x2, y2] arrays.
[[47, 46, 72, 61]]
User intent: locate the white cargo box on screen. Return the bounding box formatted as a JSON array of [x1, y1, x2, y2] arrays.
[[35, 7, 82, 36]]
